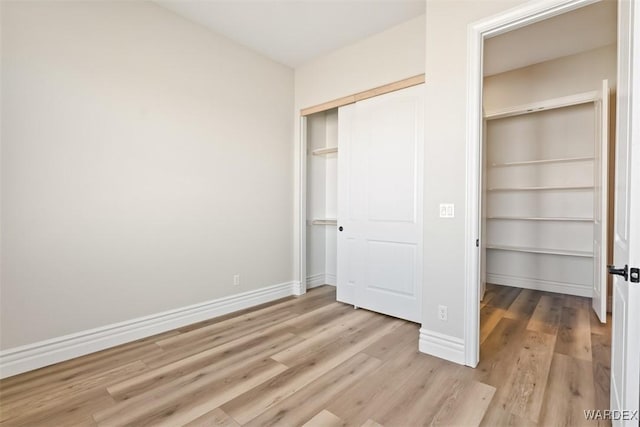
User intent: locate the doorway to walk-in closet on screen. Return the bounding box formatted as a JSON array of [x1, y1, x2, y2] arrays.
[[477, 0, 617, 415]]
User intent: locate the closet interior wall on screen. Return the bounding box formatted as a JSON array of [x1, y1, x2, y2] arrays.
[[306, 109, 338, 288], [482, 45, 617, 298]]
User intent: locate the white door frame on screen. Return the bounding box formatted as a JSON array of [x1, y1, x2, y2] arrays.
[[297, 115, 308, 296], [463, 0, 602, 367]]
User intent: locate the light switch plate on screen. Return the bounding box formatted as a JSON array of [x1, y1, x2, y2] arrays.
[[439, 203, 454, 218]]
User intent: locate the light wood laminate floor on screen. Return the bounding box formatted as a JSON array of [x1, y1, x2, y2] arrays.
[[0, 284, 611, 426]]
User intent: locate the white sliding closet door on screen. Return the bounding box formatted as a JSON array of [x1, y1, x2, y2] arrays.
[[337, 85, 424, 323]]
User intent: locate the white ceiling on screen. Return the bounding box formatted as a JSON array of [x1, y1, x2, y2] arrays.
[[484, 0, 617, 76], [156, 0, 425, 68]]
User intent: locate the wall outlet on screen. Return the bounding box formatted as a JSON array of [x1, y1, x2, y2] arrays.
[[439, 203, 455, 218], [233, 274, 240, 286], [438, 305, 448, 321]]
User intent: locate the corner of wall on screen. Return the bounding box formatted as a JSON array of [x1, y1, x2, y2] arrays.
[[418, 327, 465, 365]]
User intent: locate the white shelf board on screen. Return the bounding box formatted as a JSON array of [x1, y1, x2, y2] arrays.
[[484, 90, 599, 120], [486, 244, 593, 258], [311, 219, 337, 226], [490, 156, 594, 167], [487, 216, 594, 222], [487, 185, 594, 192], [311, 147, 338, 156]]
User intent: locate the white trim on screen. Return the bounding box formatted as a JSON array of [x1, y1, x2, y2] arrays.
[[464, 0, 600, 369], [0, 281, 298, 379], [306, 273, 337, 288], [419, 328, 465, 365], [298, 116, 308, 297], [487, 273, 592, 297], [291, 280, 304, 296]]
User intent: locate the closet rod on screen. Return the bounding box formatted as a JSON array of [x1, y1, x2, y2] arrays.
[[311, 219, 337, 226]]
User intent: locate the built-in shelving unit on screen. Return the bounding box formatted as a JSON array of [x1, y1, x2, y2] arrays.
[[312, 147, 338, 156], [483, 88, 604, 297], [306, 109, 339, 288]]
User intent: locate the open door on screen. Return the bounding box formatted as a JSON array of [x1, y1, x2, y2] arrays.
[[609, 0, 640, 424], [593, 79, 610, 322]]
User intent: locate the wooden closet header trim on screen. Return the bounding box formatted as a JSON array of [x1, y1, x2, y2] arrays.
[[300, 74, 425, 116]]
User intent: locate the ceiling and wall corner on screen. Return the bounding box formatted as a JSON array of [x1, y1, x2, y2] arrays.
[[484, 0, 617, 76], [155, 0, 425, 68]]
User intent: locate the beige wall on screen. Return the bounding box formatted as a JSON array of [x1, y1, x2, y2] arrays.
[[293, 14, 425, 283], [422, 0, 527, 340], [0, 1, 294, 349], [294, 14, 426, 110], [484, 44, 617, 110]]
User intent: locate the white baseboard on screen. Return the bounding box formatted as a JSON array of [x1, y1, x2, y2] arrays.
[[419, 328, 465, 365], [306, 273, 337, 288], [487, 273, 592, 298], [0, 281, 298, 379], [291, 280, 304, 296]]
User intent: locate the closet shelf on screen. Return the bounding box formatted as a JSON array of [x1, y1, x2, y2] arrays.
[[487, 216, 594, 222], [484, 90, 599, 120], [486, 244, 593, 258], [490, 156, 594, 167], [312, 147, 338, 156], [311, 219, 337, 226], [488, 185, 593, 191]]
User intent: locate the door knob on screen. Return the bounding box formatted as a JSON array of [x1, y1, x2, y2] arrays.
[[607, 264, 628, 281], [338, 226, 344, 232]]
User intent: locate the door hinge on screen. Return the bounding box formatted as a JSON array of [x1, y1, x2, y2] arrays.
[[475, 238, 479, 248], [631, 267, 639, 283]]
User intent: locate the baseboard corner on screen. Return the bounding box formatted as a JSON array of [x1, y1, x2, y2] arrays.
[[418, 328, 465, 365]]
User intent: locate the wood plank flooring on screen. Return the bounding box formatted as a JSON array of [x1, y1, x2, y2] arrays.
[[0, 284, 611, 426]]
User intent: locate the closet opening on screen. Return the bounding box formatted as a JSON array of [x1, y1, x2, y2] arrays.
[[305, 109, 339, 291], [298, 79, 424, 322], [477, 0, 617, 374]]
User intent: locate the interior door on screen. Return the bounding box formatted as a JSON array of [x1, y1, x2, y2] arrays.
[[593, 79, 610, 322], [337, 85, 424, 323], [609, 0, 640, 423]]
